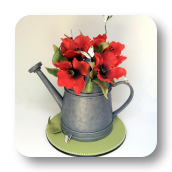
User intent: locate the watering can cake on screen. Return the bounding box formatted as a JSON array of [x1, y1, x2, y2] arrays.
[[28, 16, 134, 156]]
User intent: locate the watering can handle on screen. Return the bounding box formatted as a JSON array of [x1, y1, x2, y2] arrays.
[[111, 81, 134, 119]]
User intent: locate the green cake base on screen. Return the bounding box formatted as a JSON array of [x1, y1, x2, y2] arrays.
[[46, 113, 126, 157]]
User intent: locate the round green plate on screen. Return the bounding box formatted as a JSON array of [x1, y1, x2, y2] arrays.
[[46, 113, 126, 157]]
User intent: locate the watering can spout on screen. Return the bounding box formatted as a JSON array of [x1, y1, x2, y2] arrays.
[[28, 62, 63, 109]]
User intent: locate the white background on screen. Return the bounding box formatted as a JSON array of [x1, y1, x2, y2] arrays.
[[15, 15, 157, 157]]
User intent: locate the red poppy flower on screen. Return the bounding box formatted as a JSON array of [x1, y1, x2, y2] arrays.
[[55, 58, 89, 94], [103, 41, 127, 66], [108, 41, 125, 56], [61, 35, 93, 60], [94, 51, 126, 83], [93, 34, 107, 48]]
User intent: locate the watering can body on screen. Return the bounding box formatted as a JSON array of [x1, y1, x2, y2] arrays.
[[61, 83, 113, 141], [29, 62, 134, 142]]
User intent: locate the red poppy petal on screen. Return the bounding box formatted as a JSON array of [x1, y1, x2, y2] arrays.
[[107, 67, 127, 80], [93, 39, 106, 48], [64, 50, 85, 60], [109, 41, 125, 56], [61, 38, 70, 51], [115, 55, 127, 67], [55, 60, 72, 70], [84, 40, 94, 52], [63, 50, 77, 59], [102, 51, 118, 69], [61, 38, 76, 53], [73, 76, 86, 94], [93, 34, 107, 41], [94, 53, 103, 71], [61, 42, 67, 53], [57, 70, 75, 89], [74, 35, 91, 50], [72, 58, 89, 75]]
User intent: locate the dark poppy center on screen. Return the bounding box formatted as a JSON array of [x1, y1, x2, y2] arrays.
[[99, 65, 110, 79], [76, 54, 83, 61], [74, 47, 84, 61], [99, 66, 107, 78], [69, 69, 75, 76], [68, 69, 80, 78], [100, 67, 106, 73]]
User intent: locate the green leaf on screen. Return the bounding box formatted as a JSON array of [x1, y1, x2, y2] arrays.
[[92, 78, 108, 99], [89, 70, 94, 79], [47, 116, 61, 134], [88, 62, 97, 79], [52, 51, 61, 64], [58, 50, 68, 62], [93, 71, 97, 78], [85, 79, 94, 93], [52, 50, 68, 64], [53, 44, 59, 53], [45, 67, 59, 77], [94, 42, 109, 55], [79, 30, 83, 35], [59, 55, 68, 63], [89, 62, 95, 69]]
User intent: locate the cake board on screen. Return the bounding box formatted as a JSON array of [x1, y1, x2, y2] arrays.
[[46, 113, 126, 157]]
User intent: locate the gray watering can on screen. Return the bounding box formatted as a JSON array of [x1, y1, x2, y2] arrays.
[[29, 62, 134, 142]]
